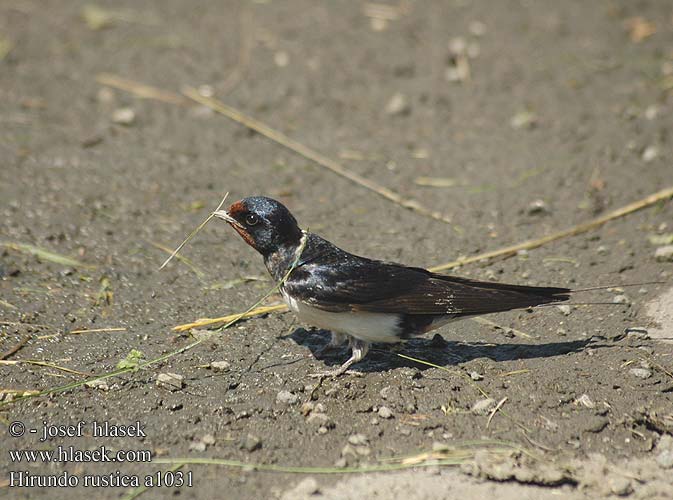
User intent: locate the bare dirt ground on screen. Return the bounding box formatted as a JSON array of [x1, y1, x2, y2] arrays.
[[1, 1, 673, 499]]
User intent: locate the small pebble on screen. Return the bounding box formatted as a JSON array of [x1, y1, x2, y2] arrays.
[[445, 65, 468, 82], [471, 398, 496, 415], [300, 402, 314, 416], [557, 304, 571, 316], [448, 37, 466, 55], [625, 327, 649, 340], [197, 85, 214, 97], [202, 434, 216, 445], [189, 441, 206, 452], [655, 245, 673, 262], [111, 107, 136, 125], [156, 372, 184, 391], [86, 379, 109, 391], [574, 394, 595, 408], [644, 105, 659, 120], [276, 390, 299, 405], [596, 245, 608, 255], [511, 110, 538, 130], [289, 477, 320, 496], [377, 406, 393, 419], [642, 145, 659, 163], [583, 416, 609, 433], [469, 371, 484, 381], [629, 368, 652, 380], [370, 17, 387, 32], [240, 434, 262, 452], [432, 442, 450, 452], [274, 51, 289, 67], [306, 413, 331, 429], [210, 360, 231, 372], [612, 295, 629, 304], [526, 199, 548, 215], [608, 476, 632, 496], [355, 446, 371, 456], [385, 92, 410, 116], [348, 433, 368, 446]]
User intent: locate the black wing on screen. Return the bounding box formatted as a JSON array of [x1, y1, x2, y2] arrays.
[[285, 244, 569, 317]]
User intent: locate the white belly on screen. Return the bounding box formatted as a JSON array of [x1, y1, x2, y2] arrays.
[[281, 291, 401, 344]]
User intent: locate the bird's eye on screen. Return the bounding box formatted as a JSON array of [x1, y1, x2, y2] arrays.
[[244, 213, 260, 226]]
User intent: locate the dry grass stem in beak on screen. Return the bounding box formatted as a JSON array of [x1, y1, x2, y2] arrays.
[[212, 210, 245, 229], [158, 192, 229, 270]]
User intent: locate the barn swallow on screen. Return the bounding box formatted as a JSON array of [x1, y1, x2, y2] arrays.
[[214, 196, 571, 377]]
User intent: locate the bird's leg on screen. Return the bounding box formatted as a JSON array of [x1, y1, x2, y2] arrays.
[[309, 338, 370, 378], [314, 331, 347, 359]]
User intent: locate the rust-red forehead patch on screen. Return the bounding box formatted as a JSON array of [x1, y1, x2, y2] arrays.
[[228, 200, 246, 216]]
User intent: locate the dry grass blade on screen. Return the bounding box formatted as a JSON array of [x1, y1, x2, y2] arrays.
[[173, 304, 287, 332], [1, 242, 94, 269], [486, 397, 508, 428], [431, 186, 673, 271], [499, 369, 531, 377], [159, 193, 228, 271], [0, 359, 89, 376], [149, 240, 205, 278], [0, 389, 39, 397], [69, 327, 127, 335], [96, 73, 187, 105], [181, 87, 454, 226]]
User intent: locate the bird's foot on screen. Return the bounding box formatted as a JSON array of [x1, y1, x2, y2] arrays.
[[309, 337, 370, 378]]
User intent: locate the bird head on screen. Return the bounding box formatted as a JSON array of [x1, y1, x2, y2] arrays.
[[213, 196, 303, 256]]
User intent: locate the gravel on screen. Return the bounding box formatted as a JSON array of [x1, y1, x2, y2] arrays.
[[654, 245, 673, 262], [628, 368, 652, 380], [276, 390, 299, 405], [210, 361, 231, 372], [156, 372, 184, 391], [377, 406, 393, 419]]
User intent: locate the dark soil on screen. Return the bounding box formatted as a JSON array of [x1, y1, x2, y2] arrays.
[[1, 1, 672, 499]]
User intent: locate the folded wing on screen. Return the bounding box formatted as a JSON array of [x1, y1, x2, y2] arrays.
[[284, 258, 569, 317]]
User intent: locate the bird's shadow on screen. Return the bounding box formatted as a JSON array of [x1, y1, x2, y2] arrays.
[[288, 327, 602, 373]]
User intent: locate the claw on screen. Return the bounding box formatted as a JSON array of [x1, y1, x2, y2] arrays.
[[309, 337, 370, 378]]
